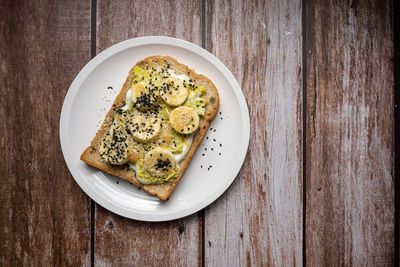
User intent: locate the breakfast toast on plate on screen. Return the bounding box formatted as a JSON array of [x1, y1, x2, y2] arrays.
[[80, 56, 219, 200]]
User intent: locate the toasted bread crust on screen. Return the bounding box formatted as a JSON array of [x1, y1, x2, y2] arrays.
[[80, 56, 219, 200]]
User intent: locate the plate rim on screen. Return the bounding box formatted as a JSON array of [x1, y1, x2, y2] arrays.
[[60, 36, 250, 221]]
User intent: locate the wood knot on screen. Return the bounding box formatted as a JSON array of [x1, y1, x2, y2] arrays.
[[177, 221, 185, 235], [106, 218, 114, 231]]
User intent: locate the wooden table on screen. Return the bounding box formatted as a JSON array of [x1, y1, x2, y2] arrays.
[[1, 0, 397, 266]]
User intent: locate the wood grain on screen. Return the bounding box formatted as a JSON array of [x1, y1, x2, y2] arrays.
[[0, 0, 92, 266], [94, 0, 203, 266], [204, 0, 303, 265], [305, 0, 394, 265]]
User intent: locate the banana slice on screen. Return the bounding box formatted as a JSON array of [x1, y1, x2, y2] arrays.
[[99, 126, 128, 165], [131, 81, 159, 111], [169, 106, 199, 134], [127, 114, 161, 143], [143, 147, 176, 177], [160, 77, 188, 106]]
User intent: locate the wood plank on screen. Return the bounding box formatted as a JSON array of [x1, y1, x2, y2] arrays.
[[396, 0, 400, 262], [0, 0, 92, 266], [305, 0, 394, 265], [395, 1, 400, 263], [204, 0, 303, 265], [94, 0, 202, 266]]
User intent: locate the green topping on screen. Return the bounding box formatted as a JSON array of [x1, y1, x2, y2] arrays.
[[157, 104, 172, 120], [195, 85, 206, 96], [184, 95, 208, 116], [168, 133, 185, 153], [150, 69, 162, 88], [136, 158, 179, 184], [132, 66, 150, 84]]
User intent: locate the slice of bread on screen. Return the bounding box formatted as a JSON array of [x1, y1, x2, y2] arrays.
[[80, 56, 220, 200]]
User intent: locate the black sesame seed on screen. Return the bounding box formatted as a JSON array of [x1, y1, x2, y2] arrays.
[[211, 148, 214, 151], [213, 139, 216, 142], [219, 143, 222, 147], [206, 137, 208, 139], [202, 153, 205, 156], [200, 165, 203, 168], [219, 152, 221, 155]]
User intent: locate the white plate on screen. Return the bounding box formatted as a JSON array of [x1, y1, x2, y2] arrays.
[[60, 36, 250, 221]]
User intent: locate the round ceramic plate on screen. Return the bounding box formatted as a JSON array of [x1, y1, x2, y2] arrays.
[[60, 36, 250, 221]]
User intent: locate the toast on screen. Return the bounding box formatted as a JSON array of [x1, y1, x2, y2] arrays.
[[80, 56, 220, 200]]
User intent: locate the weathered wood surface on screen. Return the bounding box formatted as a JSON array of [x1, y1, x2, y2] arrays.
[[0, 0, 92, 266], [1, 0, 397, 265], [305, 0, 395, 266], [204, 0, 303, 266], [94, 0, 203, 266]]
